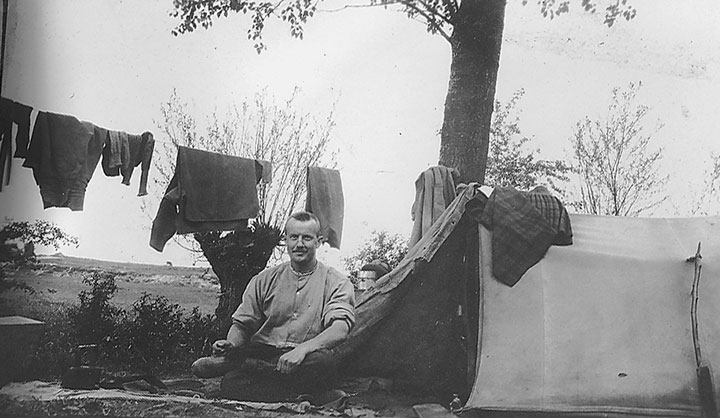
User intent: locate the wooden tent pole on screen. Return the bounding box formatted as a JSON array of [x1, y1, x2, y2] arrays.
[[688, 242, 718, 418]]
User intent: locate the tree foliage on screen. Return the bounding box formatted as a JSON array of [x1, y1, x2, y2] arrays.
[[0, 220, 78, 261], [170, 0, 635, 187], [485, 89, 571, 193], [171, 0, 635, 52], [343, 230, 408, 278], [0, 220, 78, 249], [569, 82, 667, 217]]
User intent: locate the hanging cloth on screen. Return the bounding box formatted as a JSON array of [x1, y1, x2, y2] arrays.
[[22, 111, 105, 210], [0, 97, 32, 190], [102, 130, 155, 196], [408, 165, 459, 248], [305, 166, 344, 249], [150, 146, 261, 252]]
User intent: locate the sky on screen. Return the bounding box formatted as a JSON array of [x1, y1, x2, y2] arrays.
[[1, 0, 719, 268]]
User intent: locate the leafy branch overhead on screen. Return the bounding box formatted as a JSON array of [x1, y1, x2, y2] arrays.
[[171, 0, 636, 52]]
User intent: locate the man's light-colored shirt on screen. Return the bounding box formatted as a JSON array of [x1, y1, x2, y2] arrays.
[[231, 261, 355, 349]]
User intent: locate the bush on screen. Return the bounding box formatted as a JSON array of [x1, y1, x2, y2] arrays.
[[26, 271, 217, 379], [70, 272, 122, 345], [27, 303, 78, 378]]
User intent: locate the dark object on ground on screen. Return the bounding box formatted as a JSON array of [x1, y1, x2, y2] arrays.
[[61, 366, 102, 390], [0, 316, 45, 387], [99, 373, 167, 390]]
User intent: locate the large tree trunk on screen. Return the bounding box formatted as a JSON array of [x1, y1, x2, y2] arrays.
[[439, 0, 507, 184], [194, 222, 282, 331]]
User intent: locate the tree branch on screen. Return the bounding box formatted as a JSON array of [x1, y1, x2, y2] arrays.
[[399, 0, 452, 42]]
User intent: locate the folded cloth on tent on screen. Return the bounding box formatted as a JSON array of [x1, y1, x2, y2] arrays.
[[150, 146, 260, 252], [468, 186, 572, 287], [524, 185, 573, 246], [22, 112, 105, 210], [305, 166, 344, 249], [409, 166, 460, 248]]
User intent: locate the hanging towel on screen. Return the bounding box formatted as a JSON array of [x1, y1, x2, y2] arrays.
[[466, 186, 573, 287], [408, 166, 460, 248], [22, 112, 104, 211], [150, 146, 260, 252], [305, 166, 344, 249], [101, 130, 122, 176]]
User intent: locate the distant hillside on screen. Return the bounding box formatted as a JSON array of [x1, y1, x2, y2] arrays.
[[37, 253, 217, 280]]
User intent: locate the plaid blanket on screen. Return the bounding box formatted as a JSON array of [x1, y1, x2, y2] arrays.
[[467, 186, 573, 286]]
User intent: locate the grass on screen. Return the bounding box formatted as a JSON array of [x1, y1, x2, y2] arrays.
[[0, 256, 222, 380], [0, 256, 219, 317]]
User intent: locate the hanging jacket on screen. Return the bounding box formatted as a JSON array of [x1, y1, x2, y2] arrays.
[[22, 111, 104, 211], [102, 130, 154, 196]]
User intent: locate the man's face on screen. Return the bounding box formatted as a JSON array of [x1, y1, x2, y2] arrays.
[[285, 218, 322, 267]]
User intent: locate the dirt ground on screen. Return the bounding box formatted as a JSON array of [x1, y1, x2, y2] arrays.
[[0, 255, 442, 418]]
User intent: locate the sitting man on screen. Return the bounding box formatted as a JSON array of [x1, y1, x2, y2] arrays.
[[192, 211, 355, 402]]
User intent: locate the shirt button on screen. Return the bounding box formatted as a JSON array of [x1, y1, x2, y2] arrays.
[[292, 312, 298, 319]]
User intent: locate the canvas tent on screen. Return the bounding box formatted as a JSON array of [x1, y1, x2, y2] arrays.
[[331, 185, 720, 418]]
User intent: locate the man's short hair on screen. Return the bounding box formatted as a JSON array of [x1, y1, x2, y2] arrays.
[[285, 211, 322, 235]]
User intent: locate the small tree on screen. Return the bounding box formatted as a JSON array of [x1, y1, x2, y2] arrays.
[[149, 88, 337, 328], [343, 230, 408, 279], [485, 89, 571, 194], [570, 82, 668, 217], [0, 219, 78, 261]]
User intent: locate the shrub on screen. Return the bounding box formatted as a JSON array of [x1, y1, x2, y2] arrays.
[[70, 272, 122, 345], [25, 271, 217, 378], [28, 303, 79, 378]]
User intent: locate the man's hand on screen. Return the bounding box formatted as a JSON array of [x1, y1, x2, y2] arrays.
[[276, 345, 311, 374], [212, 339, 235, 357]]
